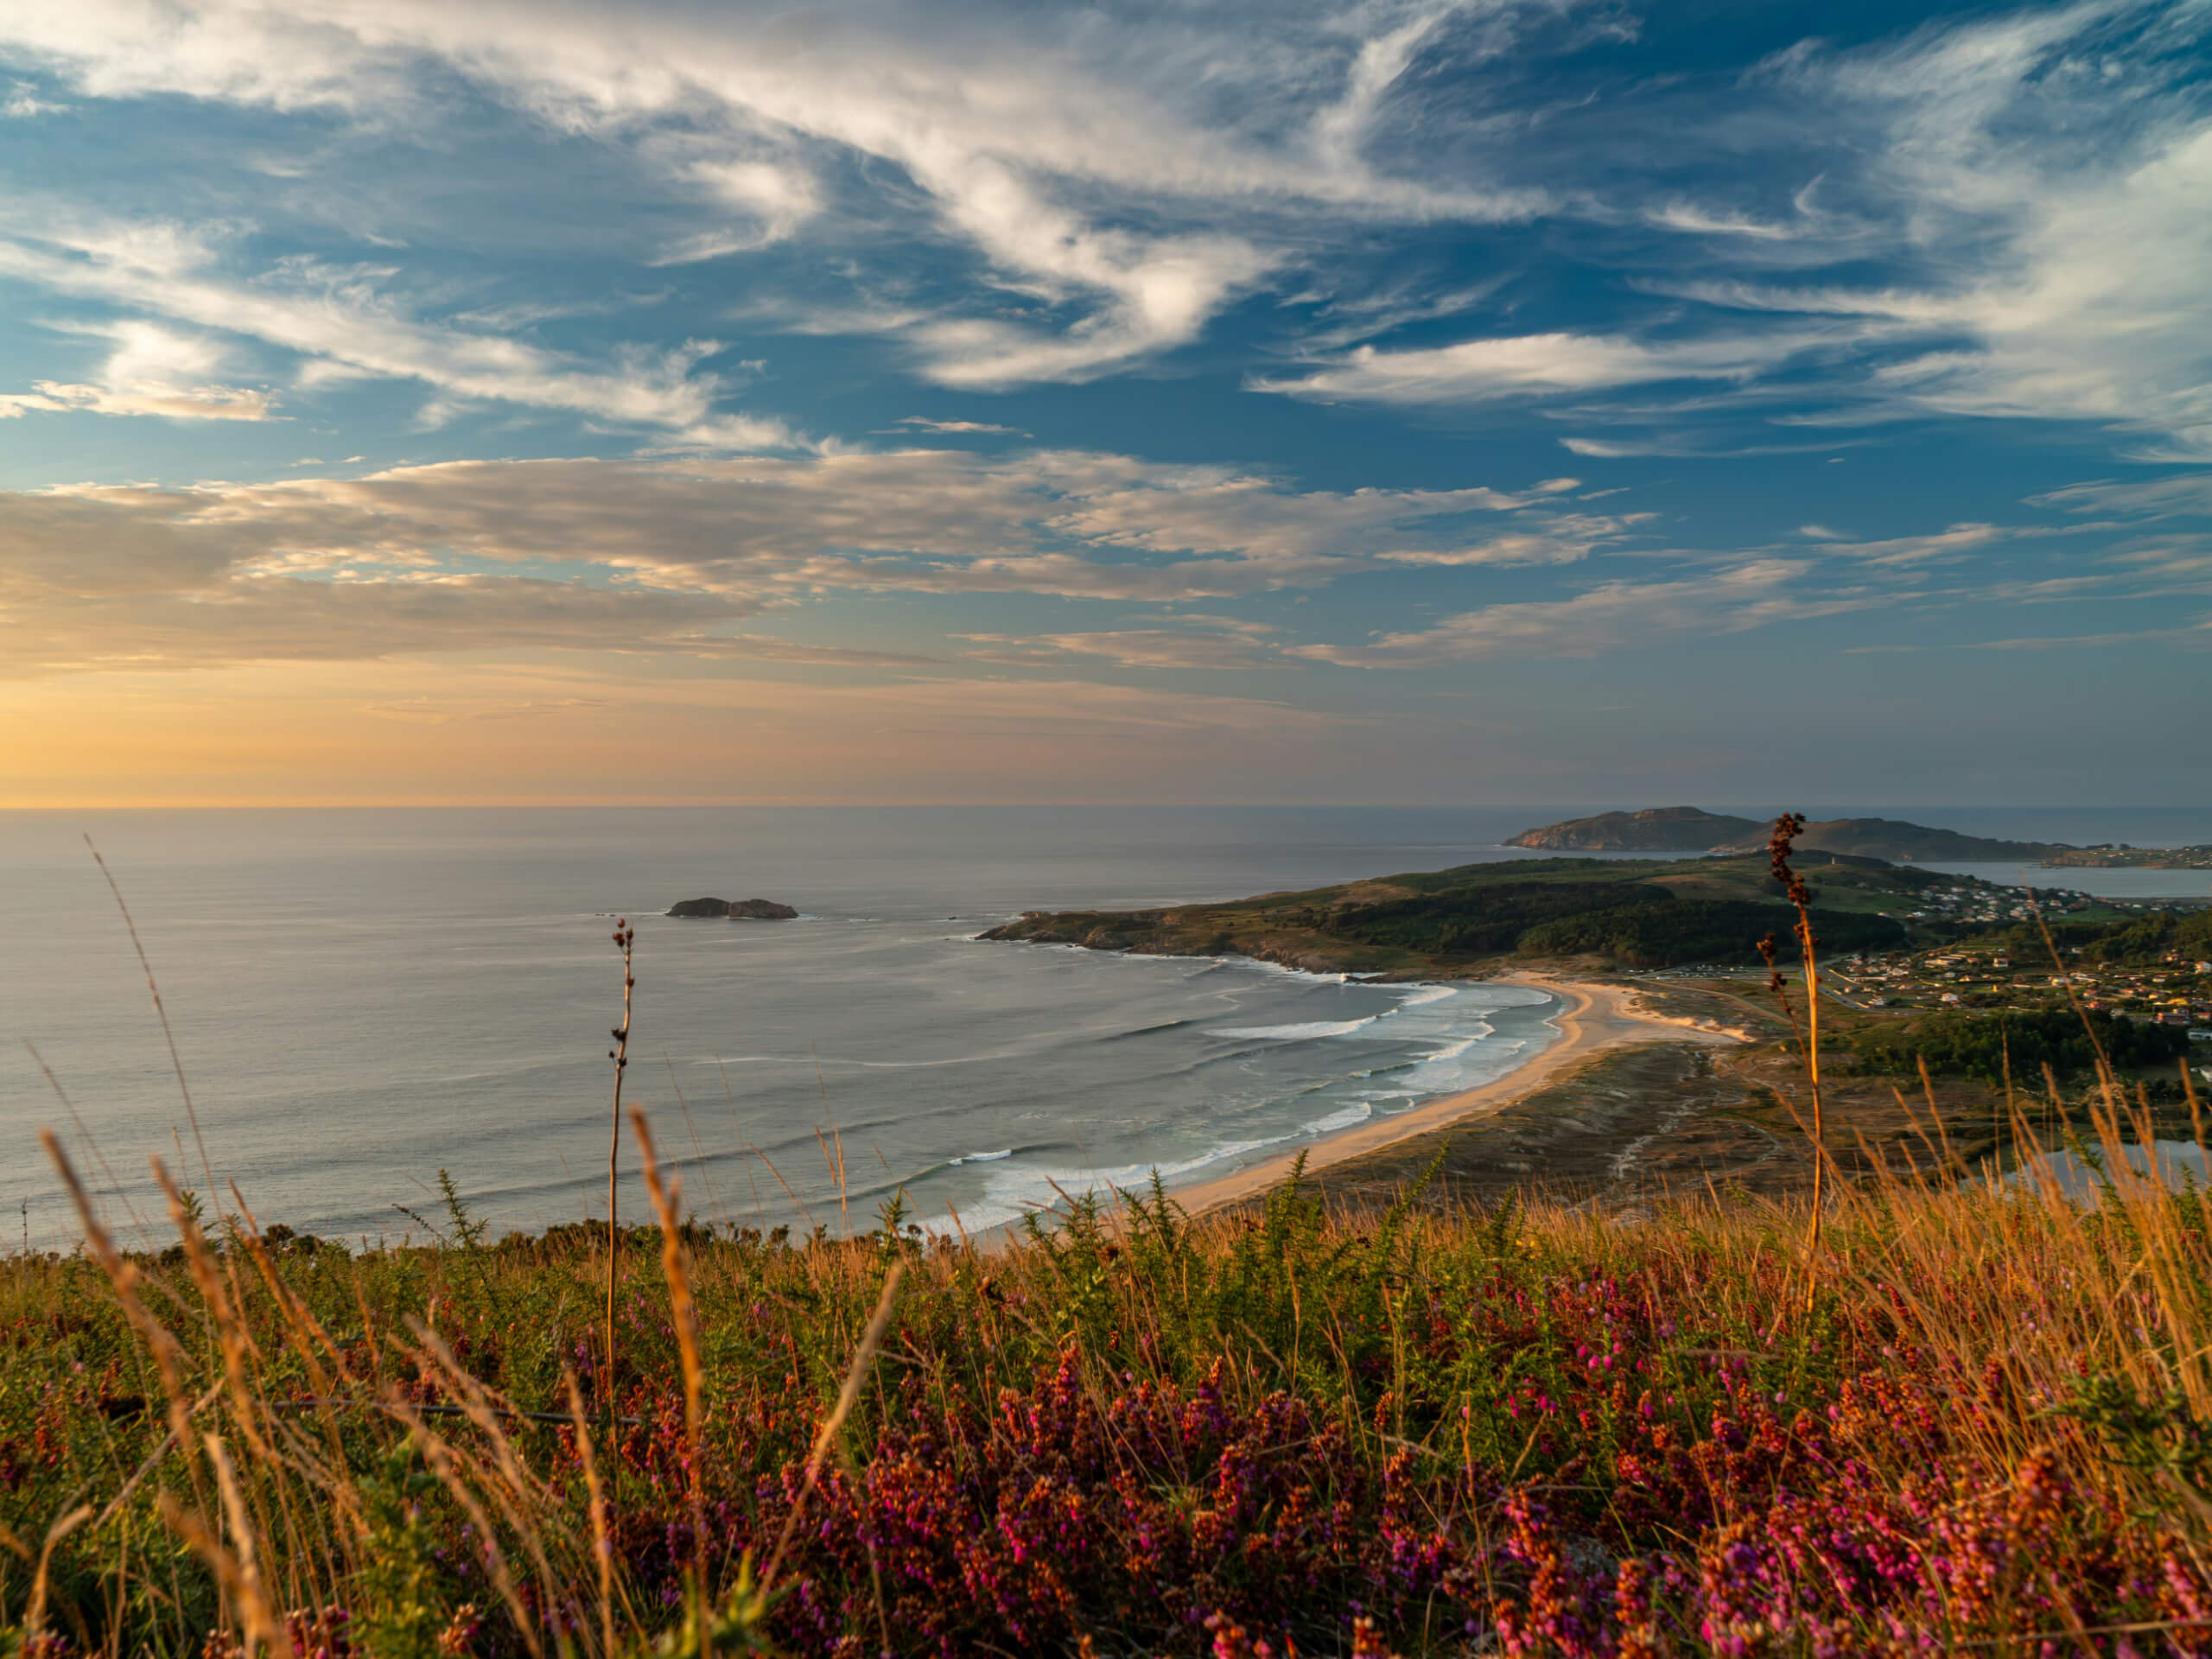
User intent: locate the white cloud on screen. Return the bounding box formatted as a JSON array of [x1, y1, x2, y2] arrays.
[[1554, 434, 1835, 460], [0, 207, 798, 445], [0, 379, 275, 421], [1646, 201, 1798, 241], [961, 617, 1283, 670], [1293, 560, 1877, 665], [908, 229, 1280, 387], [893, 416, 1030, 436], [1252, 329, 1842, 405], [1961, 617, 2212, 652], [1796, 522, 2012, 566], [0, 318, 276, 421], [647, 150, 823, 263], [2029, 473, 2212, 518], [3, 81, 65, 116]]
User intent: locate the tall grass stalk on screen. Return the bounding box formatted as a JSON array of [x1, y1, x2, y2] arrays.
[[1767, 812, 1829, 1311]]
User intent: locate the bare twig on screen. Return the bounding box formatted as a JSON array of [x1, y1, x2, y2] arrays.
[[606, 918, 636, 1427]]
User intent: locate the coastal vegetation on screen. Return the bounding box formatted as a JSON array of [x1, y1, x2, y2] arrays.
[[1957, 908, 2212, 968], [1844, 1005, 2195, 1085], [8, 1089, 2212, 1657]]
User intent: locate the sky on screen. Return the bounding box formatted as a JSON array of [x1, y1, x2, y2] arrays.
[[0, 0, 2207, 808]]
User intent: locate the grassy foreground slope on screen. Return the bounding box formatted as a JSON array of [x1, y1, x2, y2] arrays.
[[7, 1130, 2212, 1657], [981, 852, 1926, 976]]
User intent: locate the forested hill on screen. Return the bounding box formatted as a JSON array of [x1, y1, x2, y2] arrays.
[[980, 851, 1928, 977]]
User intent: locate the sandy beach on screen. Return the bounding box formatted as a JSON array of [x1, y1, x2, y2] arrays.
[[1166, 974, 1745, 1215]]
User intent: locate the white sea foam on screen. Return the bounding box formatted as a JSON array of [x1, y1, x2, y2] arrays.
[[1303, 1102, 1373, 1135], [946, 1134, 1300, 1234], [1205, 1016, 1379, 1040], [1394, 984, 1459, 1007], [949, 1148, 1012, 1165]]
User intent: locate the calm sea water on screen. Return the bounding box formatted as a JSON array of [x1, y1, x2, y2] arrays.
[[4, 804, 2207, 1252]]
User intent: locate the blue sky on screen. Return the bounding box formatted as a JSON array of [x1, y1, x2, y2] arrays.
[[0, 0, 2207, 806]]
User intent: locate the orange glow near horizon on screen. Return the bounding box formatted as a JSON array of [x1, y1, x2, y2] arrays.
[[2, 658, 1382, 809]]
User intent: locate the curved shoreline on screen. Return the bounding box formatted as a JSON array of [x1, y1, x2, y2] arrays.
[[1163, 973, 1745, 1217]]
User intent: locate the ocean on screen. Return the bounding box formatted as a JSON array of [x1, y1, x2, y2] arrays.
[[4, 804, 2208, 1252]]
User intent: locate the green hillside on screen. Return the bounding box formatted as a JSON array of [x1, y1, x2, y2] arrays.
[[982, 850, 1929, 975]]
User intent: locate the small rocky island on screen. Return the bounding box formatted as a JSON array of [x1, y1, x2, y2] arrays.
[[666, 896, 799, 919]]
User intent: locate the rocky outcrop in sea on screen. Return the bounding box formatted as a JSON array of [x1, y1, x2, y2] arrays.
[[666, 896, 798, 919]]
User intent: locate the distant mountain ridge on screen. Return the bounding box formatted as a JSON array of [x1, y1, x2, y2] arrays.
[[1509, 808, 2075, 862], [1504, 807, 1760, 851]]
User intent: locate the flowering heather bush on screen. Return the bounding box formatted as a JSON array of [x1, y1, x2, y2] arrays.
[[6, 1132, 2212, 1656]]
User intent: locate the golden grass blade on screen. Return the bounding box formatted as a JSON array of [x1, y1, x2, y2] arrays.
[[23, 1503, 92, 1640], [633, 1107, 711, 1625], [762, 1259, 906, 1590], [40, 1128, 212, 1522], [563, 1368, 619, 1659], [382, 1395, 545, 1659]]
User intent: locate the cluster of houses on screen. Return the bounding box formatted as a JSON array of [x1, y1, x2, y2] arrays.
[[1897, 881, 2097, 925], [1824, 948, 2212, 1039]]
